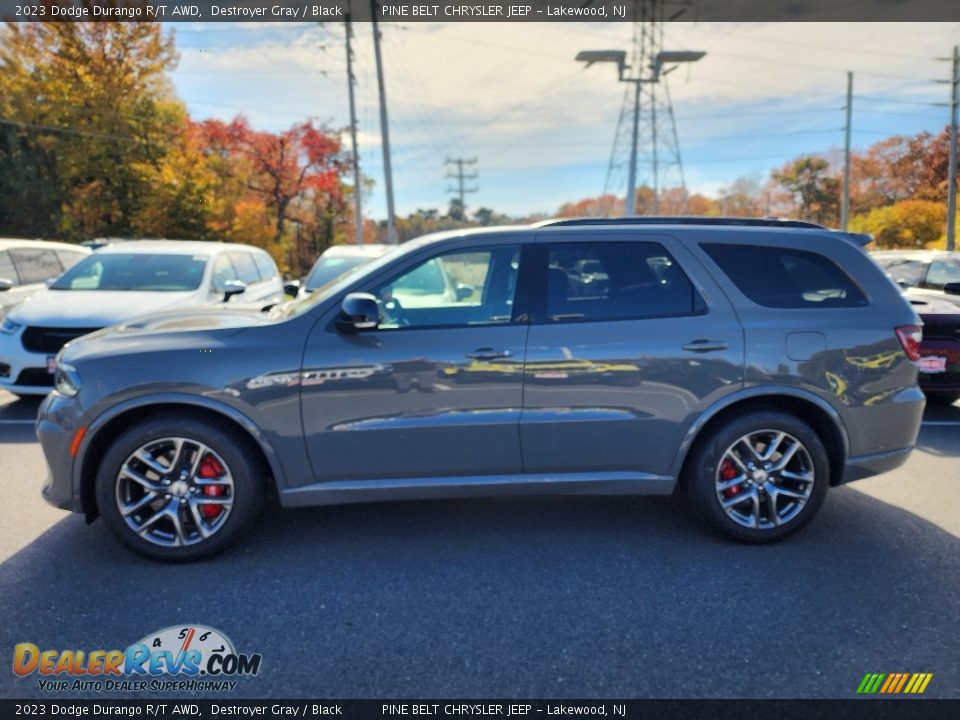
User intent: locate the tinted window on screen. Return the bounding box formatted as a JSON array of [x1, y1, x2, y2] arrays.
[[0, 251, 18, 284], [52, 254, 207, 291], [253, 253, 278, 281], [703, 244, 868, 309], [10, 248, 62, 284], [56, 250, 88, 272], [373, 246, 520, 329], [925, 258, 960, 288], [229, 252, 261, 284], [545, 242, 701, 322]]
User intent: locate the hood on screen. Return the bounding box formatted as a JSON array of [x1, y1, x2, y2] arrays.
[[60, 305, 278, 363], [904, 289, 960, 317], [9, 289, 200, 327]]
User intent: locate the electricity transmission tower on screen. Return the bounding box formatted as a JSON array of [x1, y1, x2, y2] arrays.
[[601, 0, 699, 216], [445, 157, 478, 217]]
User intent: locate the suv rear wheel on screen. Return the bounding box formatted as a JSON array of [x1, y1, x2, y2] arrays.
[[683, 410, 829, 542], [95, 417, 265, 561]]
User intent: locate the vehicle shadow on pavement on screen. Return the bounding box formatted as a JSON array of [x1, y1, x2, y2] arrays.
[[1, 489, 958, 699], [915, 425, 960, 458]]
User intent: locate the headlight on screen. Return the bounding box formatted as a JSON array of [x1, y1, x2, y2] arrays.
[[54, 359, 81, 397], [1, 318, 21, 335]]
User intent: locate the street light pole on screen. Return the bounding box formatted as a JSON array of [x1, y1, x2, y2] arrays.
[[371, 2, 397, 244], [344, 11, 363, 245], [841, 71, 853, 231], [947, 45, 958, 252]]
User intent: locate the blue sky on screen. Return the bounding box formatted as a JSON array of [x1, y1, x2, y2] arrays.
[[166, 22, 960, 219]]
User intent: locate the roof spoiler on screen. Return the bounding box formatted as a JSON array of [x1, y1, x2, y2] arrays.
[[831, 230, 873, 248]]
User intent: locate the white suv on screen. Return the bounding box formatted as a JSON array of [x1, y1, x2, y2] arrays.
[[0, 240, 283, 396], [0, 239, 90, 319]]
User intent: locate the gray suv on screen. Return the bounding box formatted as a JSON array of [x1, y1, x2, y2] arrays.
[[37, 219, 925, 561]]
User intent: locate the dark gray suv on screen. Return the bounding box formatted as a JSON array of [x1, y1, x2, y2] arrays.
[[37, 218, 925, 560]]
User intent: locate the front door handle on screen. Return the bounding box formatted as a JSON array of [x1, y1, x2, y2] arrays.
[[681, 340, 729, 353], [466, 348, 512, 360]]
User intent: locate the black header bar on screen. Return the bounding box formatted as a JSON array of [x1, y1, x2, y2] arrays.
[[1, 0, 959, 23]]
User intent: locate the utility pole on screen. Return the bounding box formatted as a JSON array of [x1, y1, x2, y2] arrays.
[[626, 78, 641, 216], [946, 46, 959, 251], [371, 1, 397, 244], [344, 10, 363, 245], [841, 71, 853, 231], [445, 157, 478, 218]]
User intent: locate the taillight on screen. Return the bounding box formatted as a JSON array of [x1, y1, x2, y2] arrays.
[[895, 325, 922, 362]]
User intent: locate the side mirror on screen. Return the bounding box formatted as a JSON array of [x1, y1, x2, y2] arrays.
[[220, 279, 247, 303], [283, 280, 301, 297], [943, 282, 960, 296], [896, 279, 911, 289], [455, 283, 474, 301], [0, 278, 13, 292], [337, 292, 380, 332]]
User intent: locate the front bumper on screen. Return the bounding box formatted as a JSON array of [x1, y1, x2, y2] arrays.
[[0, 333, 56, 396], [37, 391, 86, 513]]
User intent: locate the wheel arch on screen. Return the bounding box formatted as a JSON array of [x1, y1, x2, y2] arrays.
[[74, 395, 285, 519], [672, 388, 849, 488]]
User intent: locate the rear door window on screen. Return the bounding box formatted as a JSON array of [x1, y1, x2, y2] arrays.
[[10, 248, 63, 284], [544, 242, 702, 322], [703, 243, 868, 309], [229, 252, 261, 284], [0, 251, 19, 285], [253, 253, 278, 281]]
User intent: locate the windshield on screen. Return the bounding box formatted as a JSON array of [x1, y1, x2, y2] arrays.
[[305, 256, 372, 291], [52, 253, 207, 291]]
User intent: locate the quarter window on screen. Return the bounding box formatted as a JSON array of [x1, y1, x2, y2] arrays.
[[703, 243, 868, 309], [545, 242, 702, 322]]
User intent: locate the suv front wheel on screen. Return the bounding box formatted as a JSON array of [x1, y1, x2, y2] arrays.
[[683, 410, 829, 542], [95, 416, 265, 561]]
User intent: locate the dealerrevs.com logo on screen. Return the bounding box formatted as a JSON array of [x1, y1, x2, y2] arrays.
[[12, 625, 261, 692]]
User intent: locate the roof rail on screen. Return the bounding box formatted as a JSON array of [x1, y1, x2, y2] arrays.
[[533, 216, 827, 230]]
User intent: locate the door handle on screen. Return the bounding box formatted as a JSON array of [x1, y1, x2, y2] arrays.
[[681, 340, 729, 353], [466, 348, 512, 360]]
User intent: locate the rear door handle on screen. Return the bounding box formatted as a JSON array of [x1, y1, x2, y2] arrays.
[[466, 348, 512, 360], [681, 340, 729, 353]]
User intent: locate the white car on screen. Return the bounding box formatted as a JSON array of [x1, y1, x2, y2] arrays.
[[0, 240, 283, 396], [0, 239, 90, 319], [298, 244, 393, 296]]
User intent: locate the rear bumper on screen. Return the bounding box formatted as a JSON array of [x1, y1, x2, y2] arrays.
[[839, 446, 913, 485]]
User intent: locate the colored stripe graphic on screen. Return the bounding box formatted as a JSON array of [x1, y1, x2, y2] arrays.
[[857, 672, 932, 694]]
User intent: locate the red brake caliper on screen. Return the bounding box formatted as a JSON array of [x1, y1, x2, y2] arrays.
[[197, 454, 225, 520], [720, 458, 740, 498]]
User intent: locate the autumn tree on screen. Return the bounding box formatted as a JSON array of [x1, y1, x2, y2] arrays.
[[200, 117, 346, 247], [0, 14, 183, 240], [850, 200, 946, 249], [772, 156, 841, 225]]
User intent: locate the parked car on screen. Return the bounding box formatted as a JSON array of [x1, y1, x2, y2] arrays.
[[901, 288, 960, 403], [872, 250, 960, 293], [0, 241, 282, 396], [296, 244, 393, 297], [0, 239, 90, 319], [37, 218, 924, 560]]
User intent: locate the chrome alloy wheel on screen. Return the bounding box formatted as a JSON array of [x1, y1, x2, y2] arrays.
[[714, 429, 815, 530], [115, 437, 234, 547]]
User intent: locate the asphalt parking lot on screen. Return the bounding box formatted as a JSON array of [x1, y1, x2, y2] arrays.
[[0, 390, 958, 700]]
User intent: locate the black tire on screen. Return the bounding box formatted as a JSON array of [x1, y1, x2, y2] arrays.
[[95, 416, 266, 562], [682, 410, 829, 543]]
